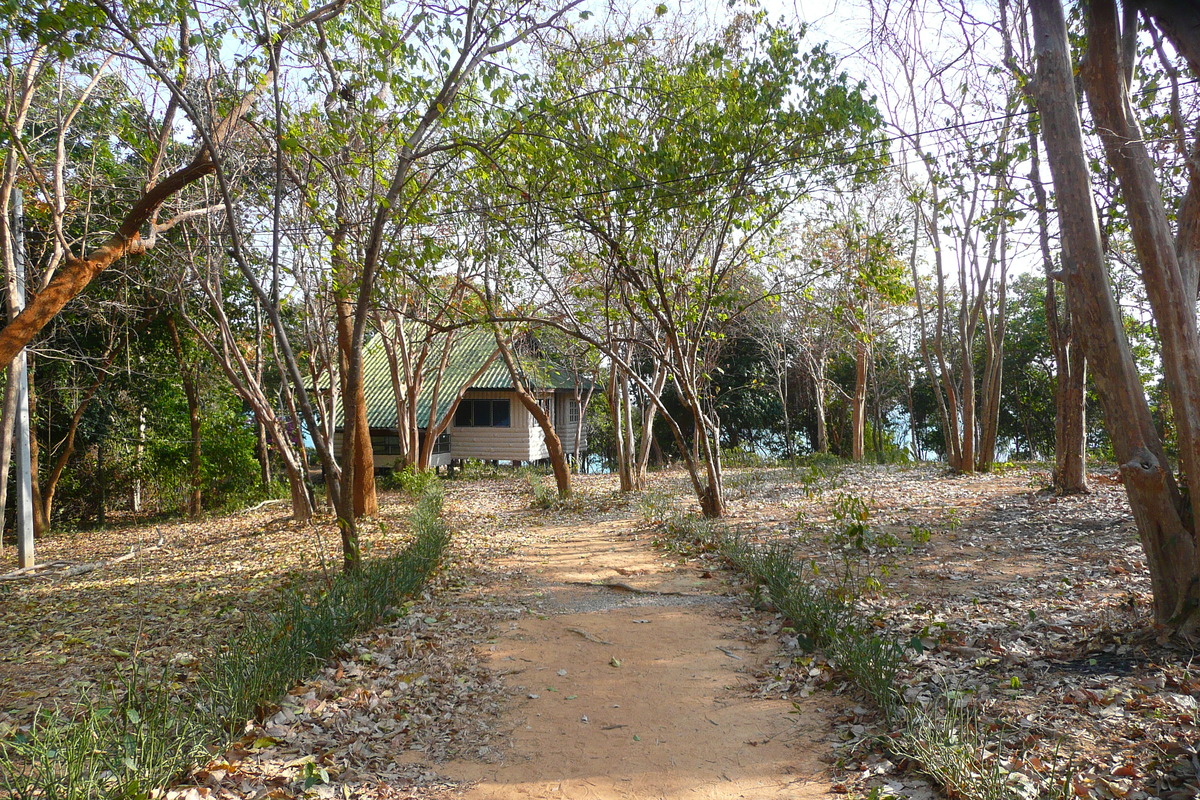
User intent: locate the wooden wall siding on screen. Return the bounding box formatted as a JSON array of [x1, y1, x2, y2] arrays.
[[448, 424, 542, 461], [453, 390, 537, 461]]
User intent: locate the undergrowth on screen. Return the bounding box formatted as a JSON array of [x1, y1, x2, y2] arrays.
[[0, 487, 451, 799], [526, 475, 582, 511], [379, 464, 439, 496]]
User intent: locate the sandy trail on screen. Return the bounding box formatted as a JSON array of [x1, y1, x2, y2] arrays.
[[440, 519, 841, 800]]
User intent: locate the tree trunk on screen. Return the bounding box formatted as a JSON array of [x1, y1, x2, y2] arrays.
[[622, 370, 640, 489], [1083, 0, 1200, 523], [1056, 345, 1088, 491], [0, 367, 17, 552], [976, 244, 1008, 472], [184, 387, 201, 516], [167, 315, 203, 517], [1031, 0, 1200, 632], [28, 384, 46, 537], [493, 330, 572, 497], [959, 312, 977, 474], [851, 337, 868, 461], [608, 363, 633, 491], [335, 295, 377, 518], [909, 211, 953, 466], [634, 363, 667, 484], [571, 383, 593, 467], [132, 407, 145, 513], [1028, 114, 1089, 493], [811, 358, 829, 454], [255, 419, 271, 489]]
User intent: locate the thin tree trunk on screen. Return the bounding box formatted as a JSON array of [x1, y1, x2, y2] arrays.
[[167, 316, 203, 517], [608, 362, 632, 491], [634, 363, 667, 484], [0, 366, 17, 551], [28, 372, 46, 536], [851, 337, 868, 461], [959, 299, 977, 473], [1030, 126, 1089, 493], [571, 382, 593, 467], [132, 407, 145, 513], [977, 234, 1008, 471]]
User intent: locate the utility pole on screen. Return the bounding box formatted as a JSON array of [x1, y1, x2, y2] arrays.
[[13, 189, 33, 568]]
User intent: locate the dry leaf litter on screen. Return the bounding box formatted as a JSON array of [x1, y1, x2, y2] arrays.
[[0, 465, 1196, 800]]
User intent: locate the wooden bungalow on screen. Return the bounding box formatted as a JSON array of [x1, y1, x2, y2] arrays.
[[335, 326, 588, 470]]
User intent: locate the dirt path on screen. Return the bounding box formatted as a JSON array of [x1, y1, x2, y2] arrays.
[[439, 517, 841, 800]]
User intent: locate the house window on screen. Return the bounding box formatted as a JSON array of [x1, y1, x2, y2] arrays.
[[568, 400, 579, 423], [418, 430, 452, 454], [370, 432, 404, 455], [455, 399, 511, 427]]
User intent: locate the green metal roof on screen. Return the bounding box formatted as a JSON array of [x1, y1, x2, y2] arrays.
[[337, 322, 584, 431]]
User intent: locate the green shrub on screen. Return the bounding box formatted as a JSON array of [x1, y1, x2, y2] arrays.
[[786, 455, 847, 498], [381, 463, 439, 496], [528, 475, 558, 509]]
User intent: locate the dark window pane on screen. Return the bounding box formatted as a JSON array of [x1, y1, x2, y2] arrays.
[[475, 400, 492, 427], [455, 402, 472, 426], [492, 400, 511, 427]]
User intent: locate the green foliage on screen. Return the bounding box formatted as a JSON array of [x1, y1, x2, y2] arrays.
[[0, 488, 450, 799], [719, 534, 903, 716], [829, 492, 872, 549], [380, 464, 439, 496], [528, 474, 557, 509], [786, 455, 847, 498]]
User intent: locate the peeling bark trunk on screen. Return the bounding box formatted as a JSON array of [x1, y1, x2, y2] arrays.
[[0, 155, 218, 366], [607, 363, 633, 491], [0, 371, 16, 550], [28, 375, 46, 537], [977, 238, 1008, 471], [633, 363, 667, 485], [1056, 345, 1088, 492]]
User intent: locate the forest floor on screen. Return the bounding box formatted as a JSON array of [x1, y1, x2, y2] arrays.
[[0, 463, 1196, 800]]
